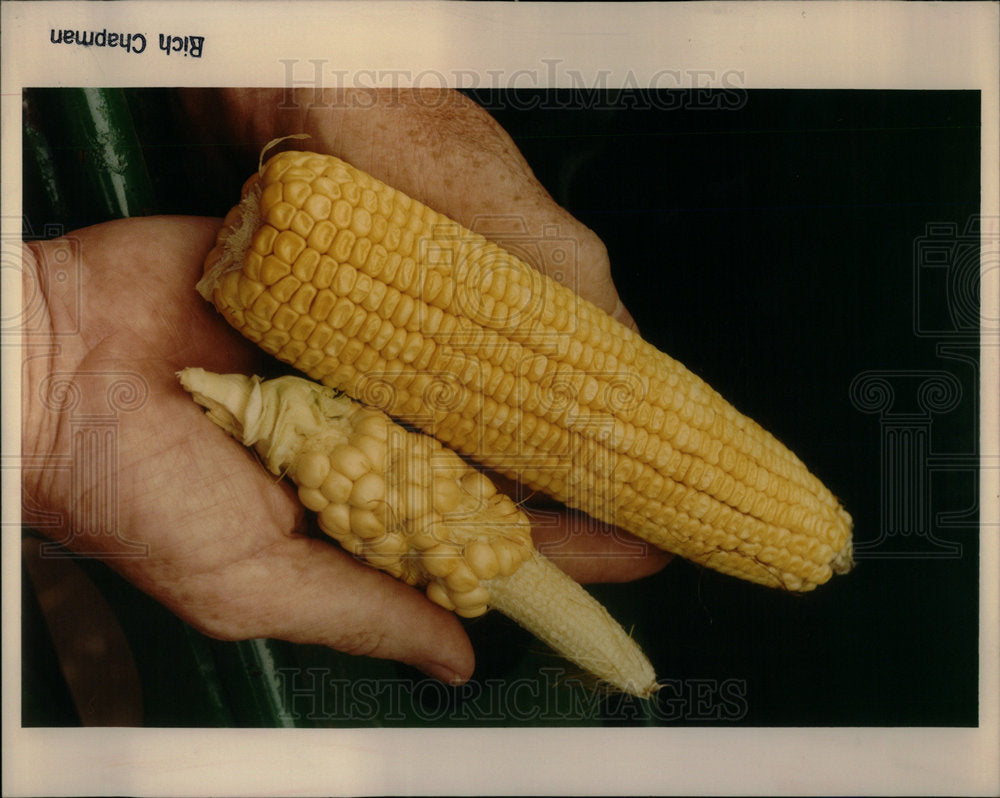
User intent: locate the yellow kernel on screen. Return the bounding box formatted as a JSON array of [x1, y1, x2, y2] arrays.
[[291, 248, 320, 282], [303, 192, 332, 221], [399, 330, 424, 363], [308, 221, 337, 255], [348, 272, 374, 305], [260, 181, 284, 214], [343, 306, 368, 338], [360, 279, 388, 313], [494, 540, 527, 577], [260, 255, 291, 286], [351, 207, 372, 237], [282, 179, 312, 208], [355, 312, 384, 344], [290, 210, 315, 239], [338, 338, 365, 365], [274, 230, 306, 266], [331, 198, 353, 229], [251, 291, 280, 321], [271, 274, 301, 303], [331, 264, 358, 297], [290, 282, 318, 315], [260, 327, 289, 351], [331, 229, 356, 263], [271, 305, 298, 332], [342, 180, 361, 205], [266, 201, 295, 231], [390, 294, 416, 328], [364, 551, 403, 570]]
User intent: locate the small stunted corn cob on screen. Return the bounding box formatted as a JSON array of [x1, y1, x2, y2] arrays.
[[178, 367, 658, 698], [198, 150, 854, 592]]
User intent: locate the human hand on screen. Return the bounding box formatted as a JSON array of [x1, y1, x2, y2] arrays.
[[22, 91, 669, 683], [181, 87, 669, 580]]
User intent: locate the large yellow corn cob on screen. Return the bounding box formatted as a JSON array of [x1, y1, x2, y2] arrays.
[[198, 150, 854, 592], [178, 367, 658, 697]]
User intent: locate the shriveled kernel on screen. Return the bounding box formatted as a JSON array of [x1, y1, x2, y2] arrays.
[[330, 443, 371, 481], [350, 471, 385, 510], [297, 486, 329, 513], [450, 585, 491, 610], [408, 525, 443, 552], [445, 562, 480, 594], [426, 580, 456, 611], [461, 470, 498, 504], [402, 480, 433, 520], [494, 540, 522, 577], [354, 412, 388, 441], [432, 476, 464, 515], [465, 539, 500, 580], [295, 450, 332, 489], [311, 457, 353, 500], [319, 502, 351, 539], [349, 434, 385, 472], [421, 545, 460, 578], [350, 507, 384, 540], [364, 551, 403, 570]]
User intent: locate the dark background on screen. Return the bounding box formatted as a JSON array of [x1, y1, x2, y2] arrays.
[[22, 88, 981, 726]]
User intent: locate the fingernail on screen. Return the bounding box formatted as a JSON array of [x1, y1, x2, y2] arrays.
[[418, 661, 466, 686]]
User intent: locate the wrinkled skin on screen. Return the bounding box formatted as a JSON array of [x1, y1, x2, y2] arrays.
[[22, 89, 669, 684]]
